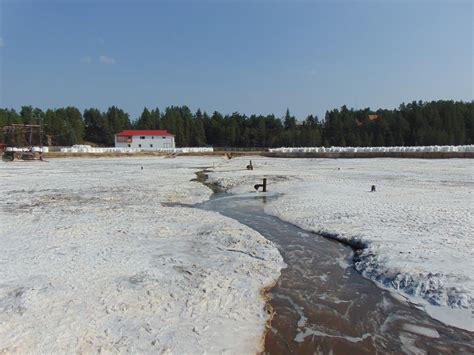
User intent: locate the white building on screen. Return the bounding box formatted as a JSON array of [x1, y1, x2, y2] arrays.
[[114, 130, 175, 150]]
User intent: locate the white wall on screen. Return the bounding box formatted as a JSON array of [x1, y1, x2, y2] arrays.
[[268, 145, 474, 153], [60, 145, 214, 153], [115, 135, 175, 150]]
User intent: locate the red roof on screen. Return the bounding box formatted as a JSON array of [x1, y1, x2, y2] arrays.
[[115, 130, 175, 137]]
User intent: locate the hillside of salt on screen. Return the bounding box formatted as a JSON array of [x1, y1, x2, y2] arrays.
[[0, 157, 284, 353], [208, 157, 473, 331]]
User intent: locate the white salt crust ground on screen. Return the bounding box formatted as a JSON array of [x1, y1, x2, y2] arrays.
[[0, 157, 284, 353], [208, 157, 474, 331]]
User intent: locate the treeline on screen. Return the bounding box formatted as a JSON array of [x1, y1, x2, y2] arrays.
[[0, 100, 472, 147]]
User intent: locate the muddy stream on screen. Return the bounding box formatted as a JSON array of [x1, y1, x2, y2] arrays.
[[195, 188, 473, 354]]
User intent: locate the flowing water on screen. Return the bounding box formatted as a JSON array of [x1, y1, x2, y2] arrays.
[[197, 192, 474, 354]]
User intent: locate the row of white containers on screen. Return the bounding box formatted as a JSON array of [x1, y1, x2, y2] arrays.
[[60, 145, 214, 153], [269, 145, 474, 153], [5, 146, 49, 153]]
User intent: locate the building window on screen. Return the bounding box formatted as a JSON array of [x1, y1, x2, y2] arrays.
[[138, 144, 142, 148], [117, 136, 132, 143], [150, 144, 153, 148], [140, 136, 145, 139]]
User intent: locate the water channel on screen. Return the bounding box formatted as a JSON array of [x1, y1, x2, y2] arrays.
[[196, 189, 473, 354]]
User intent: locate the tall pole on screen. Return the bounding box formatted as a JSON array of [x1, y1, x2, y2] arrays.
[[38, 114, 43, 148], [29, 126, 33, 147]]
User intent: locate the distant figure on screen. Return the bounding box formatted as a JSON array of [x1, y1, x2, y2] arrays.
[[371, 185, 376, 192], [141, 166, 143, 170]]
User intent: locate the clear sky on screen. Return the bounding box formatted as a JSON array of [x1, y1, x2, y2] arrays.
[[0, 0, 472, 120]]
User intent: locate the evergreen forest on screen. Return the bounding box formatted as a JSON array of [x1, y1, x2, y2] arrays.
[[0, 100, 472, 148]]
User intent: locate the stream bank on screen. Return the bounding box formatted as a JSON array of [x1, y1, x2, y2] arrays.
[[193, 173, 473, 354]]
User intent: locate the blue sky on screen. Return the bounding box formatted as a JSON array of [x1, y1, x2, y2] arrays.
[[0, 0, 472, 120]]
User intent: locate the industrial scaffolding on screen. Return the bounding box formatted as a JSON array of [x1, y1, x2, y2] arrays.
[[1, 124, 45, 161]]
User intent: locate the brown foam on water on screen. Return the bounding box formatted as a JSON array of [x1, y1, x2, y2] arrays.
[[258, 282, 278, 353]]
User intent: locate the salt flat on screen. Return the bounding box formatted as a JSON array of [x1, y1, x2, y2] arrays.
[[1, 155, 472, 353], [0, 157, 283, 353], [208, 157, 474, 331]]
